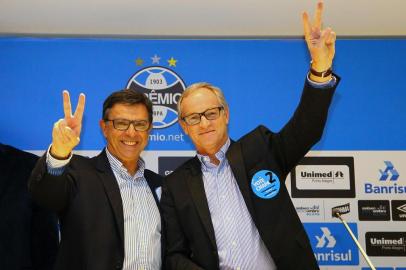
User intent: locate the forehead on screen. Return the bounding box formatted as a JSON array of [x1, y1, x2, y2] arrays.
[[108, 103, 149, 119], [181, 88, 220, 114]]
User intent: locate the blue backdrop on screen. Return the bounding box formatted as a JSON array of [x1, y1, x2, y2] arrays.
[[0, 37, 405, 151]]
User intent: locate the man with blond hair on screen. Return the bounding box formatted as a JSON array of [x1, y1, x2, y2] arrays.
[[161, 2, 339, 269]]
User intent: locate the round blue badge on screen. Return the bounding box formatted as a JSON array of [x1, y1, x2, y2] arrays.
[[251, 170, 280, 199]]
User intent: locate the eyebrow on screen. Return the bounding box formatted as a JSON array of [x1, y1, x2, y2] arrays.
[[109, 117, 149, 121], [184, 105, 221, 116]]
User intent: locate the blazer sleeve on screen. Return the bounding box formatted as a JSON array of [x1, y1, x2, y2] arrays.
[[160, 181, 205, 270], [28, 154, 76, 213], [266, 76, 339, 175], [30, 200, 59, 270]]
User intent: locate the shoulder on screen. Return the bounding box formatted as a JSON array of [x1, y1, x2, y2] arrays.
[[165, 156, 200, 184], [0, 144, 38, 165], [68, 151, 104, 170], [236, 125, 273, 146]]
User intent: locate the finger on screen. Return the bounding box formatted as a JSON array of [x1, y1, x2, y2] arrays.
[[63, 90, 72, 120], [52, 119, 67, 145], [314, 1, 324, 30], [73, 93, 86, 122], [52, 119, 64, 137], [53, 127, 67, 145], [52, 123, 77, 157], [60, 120, 81, 143], [327, 32, 336, 60], [326, 31, 336, 46], [63, 126, 80, 145], [57, 120, 72, 143], [302, 12, 311, 41], [320, 27, 331, 46]]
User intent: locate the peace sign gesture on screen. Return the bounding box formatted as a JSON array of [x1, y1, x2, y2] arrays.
[[303, 1, 336, 78], [50, 90, 86, 159]]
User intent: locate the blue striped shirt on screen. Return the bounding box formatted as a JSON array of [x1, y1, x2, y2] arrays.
[[197, 139, 276, 270], [106, 149, 161, 270], [47, 148, 161, 270]]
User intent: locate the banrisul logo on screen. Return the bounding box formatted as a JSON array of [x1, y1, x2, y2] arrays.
[[379, 161, 399, 181], [127, 61, 186, 129], [304, 223, 359, 265], [365, 161, 406, 194]]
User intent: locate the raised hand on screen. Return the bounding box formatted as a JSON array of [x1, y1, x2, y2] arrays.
[[303, 1, 336, 74], [50, 90, 86, 159]]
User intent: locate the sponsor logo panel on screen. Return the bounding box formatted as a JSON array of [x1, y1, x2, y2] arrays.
[[295, 201, 323, 221], [365, 232, 406, 256], [361, 268, 395, 270], [361, 268, 406, 270], [392, 200, 406, 221], [304, 223, 359, 265], [364, 161, 406, 195], [358, 200, 391, 221], [332, 203, 350, 217], [291, 157, 355, 198]]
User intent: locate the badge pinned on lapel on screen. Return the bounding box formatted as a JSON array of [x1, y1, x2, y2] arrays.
[[251, 170, 280, 199]]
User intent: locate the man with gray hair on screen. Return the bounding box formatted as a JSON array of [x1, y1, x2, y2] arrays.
[[161, 2, 339, 269], [29, 89, 164, 270]]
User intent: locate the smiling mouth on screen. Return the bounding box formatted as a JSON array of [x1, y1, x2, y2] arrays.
[[122, 140, 138, 146]]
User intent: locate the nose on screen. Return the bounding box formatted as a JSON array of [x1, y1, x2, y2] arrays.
[[125, 123, 139, 135], [199, 115, 210, 128]]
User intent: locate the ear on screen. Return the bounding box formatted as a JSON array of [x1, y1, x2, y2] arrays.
[[99, 119, 107, 138], [179, 119, 189, 136], [224, 107, 230, 125]]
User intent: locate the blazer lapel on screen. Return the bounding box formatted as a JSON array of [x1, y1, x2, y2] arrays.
[[186, 157, 217, 249], [226, 141, 256, 222], [94, 150, 124, 245], [144, 169, 160, 206]]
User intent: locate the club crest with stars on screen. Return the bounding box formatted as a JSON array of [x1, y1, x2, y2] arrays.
[[127, 55, 186, 129]]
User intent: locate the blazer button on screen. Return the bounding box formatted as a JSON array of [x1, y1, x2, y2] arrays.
[[36, 173, 43, 181]]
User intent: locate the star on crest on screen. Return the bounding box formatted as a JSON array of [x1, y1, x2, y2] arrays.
[[167, 57, 178, 67], [151, 54, 161, 64], [135, 57, 144, 66]]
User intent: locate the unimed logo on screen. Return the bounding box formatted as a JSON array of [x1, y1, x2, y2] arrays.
[[364, 161, 406, 195], [304, 223, 359, 265], [365, 232, 406, 256], [291, 157, 355, 198]]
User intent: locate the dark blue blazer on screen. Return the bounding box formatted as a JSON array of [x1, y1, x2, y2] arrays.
[[29, 149, 164, 270], [0, 144, 58, 270], [161, 77, 340, 270]]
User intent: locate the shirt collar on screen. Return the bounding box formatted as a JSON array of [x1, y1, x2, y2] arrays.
[[197, 138, 230, 169], [105, 147, 145, 180]]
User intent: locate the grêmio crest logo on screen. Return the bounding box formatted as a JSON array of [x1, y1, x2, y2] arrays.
[[364, 161, 406, 194], [304, 223, 359, 265], [126, 57, 186, 129]]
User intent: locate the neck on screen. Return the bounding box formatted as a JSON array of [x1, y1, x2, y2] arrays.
[[197, 138, 229, 166], [208, 154, 220, 165], [123, 161, 138, 176], [106, 147, 139, 176]]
